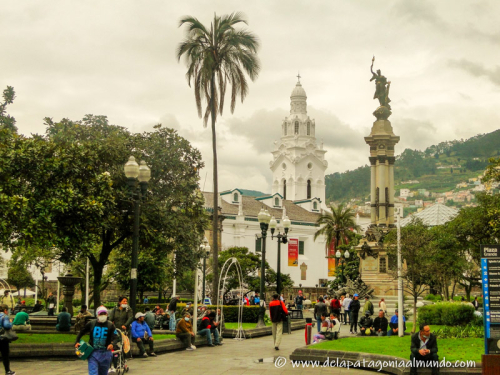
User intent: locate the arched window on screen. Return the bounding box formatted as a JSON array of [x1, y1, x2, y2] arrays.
[[307, 180, 311, 199], [284, 123, 287, 136], [275, 197, 279, 206], [294, 121, 299, 134], [283, 180, 287, 200], [313, 201, 317, 210], [307, 122, 310, 135], [233, 193, 238, 202], [379, 257, 387, 273]]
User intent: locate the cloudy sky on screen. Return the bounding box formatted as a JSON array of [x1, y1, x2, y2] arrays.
[[2, 0, 499, 193]]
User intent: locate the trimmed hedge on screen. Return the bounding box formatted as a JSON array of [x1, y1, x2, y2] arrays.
[[417, 302, 475, 326], [134, 303, 261, 323]]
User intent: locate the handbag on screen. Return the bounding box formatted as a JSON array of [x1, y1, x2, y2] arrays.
[[0, 317, 18, 342]]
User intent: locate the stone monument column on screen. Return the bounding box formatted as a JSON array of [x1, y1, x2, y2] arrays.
[[369, 157, 377, 224]]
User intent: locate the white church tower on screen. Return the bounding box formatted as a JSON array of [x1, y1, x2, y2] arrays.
[[270, 77, 328, 208]]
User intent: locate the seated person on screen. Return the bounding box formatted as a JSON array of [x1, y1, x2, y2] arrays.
[[198, 312, 222, 346], [12, 308, 31, 331], [312, 313, 330, 344], [32, 300, 43, 313], [144, 307, 156, 332], [372, 309, 389, 336], [328, 312, 341, 339], [176, 313, 196, 351], [152, 305, 164, 315], [358, 311, 374, 336], [131, 312, 156, 357], [56, 307, 72, 332], [387, 309, 406, 336], [74, 305, 92, 333], [410, 323, 439, 375]]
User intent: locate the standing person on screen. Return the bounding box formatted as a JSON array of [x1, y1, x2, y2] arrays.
[[75, 306, 119, 375], [313, 297, 328, 333], [75, 305, 92, 333], [243, 295, 250, 306], [168, 295, 180, 331], [280, 294, 285, 303], [253, 292, 260, 306], [343, 294, 352, 325], [388, 309, 406, 336], [0, 292, 14, 316], [109, 297, 134, 332], [349, 294, 361, 334], [269, 294, 288, 351], [339, 295, 345, 324], [176, 313, 196, 351], [144, 308, 156, 332], [46, 292, 56, 316], [249, 294, 255, 305], [472, 297, 479, 311], [363, 296, 374, 316], [379, 298, 387, 314], [12, 308, 31, 331], [0, 304, 16, 375], [410, 323, 439, 375], [131, 313, 156, 357], [295, 290, 305, 311], [143, 296, 149, 304], [372, 310, 389, 336], [330, 295, 341, 318], [56, 307, 72, 332]]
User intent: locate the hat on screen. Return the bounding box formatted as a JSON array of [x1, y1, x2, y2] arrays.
[[135, 312, 146, 319], [96, 306, 108, 315], [354, 294, 359, 297], [298, 290, 302, 293], [365, 295, 369, 299], [21, 300, 25, 304], [395, 309, 399, 313]]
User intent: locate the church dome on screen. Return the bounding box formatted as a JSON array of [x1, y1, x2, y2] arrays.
[[290, 82, 307, 99]]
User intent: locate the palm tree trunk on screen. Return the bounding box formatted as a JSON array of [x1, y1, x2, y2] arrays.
[[210, 75, 219, 303]]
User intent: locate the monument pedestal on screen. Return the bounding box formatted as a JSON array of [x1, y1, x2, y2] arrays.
[[356, 240, 398, 296]]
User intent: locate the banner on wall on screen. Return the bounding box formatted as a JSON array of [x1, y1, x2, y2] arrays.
[[328, 240, 336, 277], [288, 238, 299, 266]]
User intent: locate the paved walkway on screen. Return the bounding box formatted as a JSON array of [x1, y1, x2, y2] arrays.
[[12, 323, 370, 375]]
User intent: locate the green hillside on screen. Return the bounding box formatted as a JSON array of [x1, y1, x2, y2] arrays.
[[325, 129, 500, 203]]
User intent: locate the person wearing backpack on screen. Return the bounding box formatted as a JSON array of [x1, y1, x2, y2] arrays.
[[295, 290, 305, 310], [0, 304, 16, 375], [363, 295, 374, 316], [75, 306, 119, 375]]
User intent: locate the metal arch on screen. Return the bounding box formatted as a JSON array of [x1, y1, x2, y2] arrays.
[[216, 257, 246, 341]]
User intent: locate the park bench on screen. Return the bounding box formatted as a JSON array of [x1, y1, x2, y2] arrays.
[[12, 306, 34, 314]]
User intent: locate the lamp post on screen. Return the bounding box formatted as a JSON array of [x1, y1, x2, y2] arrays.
[[124, 156, 151, 313], [201, 237, 210, 304], [257, 208, 271, 300], [315, 284, 319, 300], [335, 248, 350, 284], [269, 216, 291, 296]]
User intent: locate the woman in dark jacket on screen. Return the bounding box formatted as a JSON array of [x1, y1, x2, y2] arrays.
[[0, 304, 16, 375]]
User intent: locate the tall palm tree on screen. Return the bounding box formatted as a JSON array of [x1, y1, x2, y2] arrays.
[[177, 13, 260, 298], [314, 203, 361, 260]]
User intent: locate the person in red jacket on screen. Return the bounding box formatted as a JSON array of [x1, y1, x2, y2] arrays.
[[330, 295, 341, 317], [269, 294, 288, 351]]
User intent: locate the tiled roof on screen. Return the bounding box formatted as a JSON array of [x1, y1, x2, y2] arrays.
[[202, 192, 321, 223], [400, 203, 459, 227]]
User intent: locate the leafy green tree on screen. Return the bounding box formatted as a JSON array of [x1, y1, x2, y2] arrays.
[[314, 203, 360, 256], [177, 13, 260, 298], [327, 244, 360, 291], [7, 261, 34, 293], [385, 219, 434, 333], [0, 115, 208, 309]]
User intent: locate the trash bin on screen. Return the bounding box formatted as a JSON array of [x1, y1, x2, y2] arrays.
[[283, 314, 292, 334]]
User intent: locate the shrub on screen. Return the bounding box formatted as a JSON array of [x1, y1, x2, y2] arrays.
[[418, 302, 475, 326], [433, 324, 483, 338], [134, 304, 261, 322]]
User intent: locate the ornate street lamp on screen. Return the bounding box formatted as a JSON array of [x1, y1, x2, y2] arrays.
[[124, 156, 151, 313], [201, 237, 210, 304], [336, 248, 350, 284], [269, 216, 291, 296], [257, 208, 271, 300]]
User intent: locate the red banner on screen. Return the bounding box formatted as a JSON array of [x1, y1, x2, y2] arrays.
[[328, 240, 336, 276], [288, 238, 298, 267]]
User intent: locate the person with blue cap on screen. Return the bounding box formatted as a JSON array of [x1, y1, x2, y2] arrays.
[[349, 294, 361, 334], [388, 309, 406, 336]]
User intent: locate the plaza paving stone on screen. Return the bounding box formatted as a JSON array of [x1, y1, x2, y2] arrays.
[[12, 323, 370, 374]]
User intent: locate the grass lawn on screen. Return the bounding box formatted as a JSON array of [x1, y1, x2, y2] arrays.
[[14, 333, 175, 344], [313, 323, 482, 363], [224, 323, 264, 330]]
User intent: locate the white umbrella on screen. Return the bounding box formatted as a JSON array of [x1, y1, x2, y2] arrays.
[[11, 290, 36, 296]]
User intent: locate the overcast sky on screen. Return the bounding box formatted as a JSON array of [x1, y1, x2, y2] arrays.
[[2, 0, 499, 193]]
